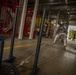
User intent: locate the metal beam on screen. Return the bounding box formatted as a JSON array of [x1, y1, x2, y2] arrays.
[[28, 1, 76, 6]]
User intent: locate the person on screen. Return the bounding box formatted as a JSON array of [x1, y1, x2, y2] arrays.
[[53, 20, 67, 48]]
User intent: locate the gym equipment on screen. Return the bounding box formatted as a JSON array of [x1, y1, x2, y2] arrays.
[[29, 9, 46, 75], [0, 37, 4, 67], [4, 7, 18, 62], [0, 37, 19, 75], [23, 7, 40, 38], [0, 62, 19, 75], [0, 0, 18, 35]]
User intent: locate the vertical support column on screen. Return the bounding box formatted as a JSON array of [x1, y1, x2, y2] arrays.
[[56, 11, 60, 26], [48, 11, 50, 22], [8, 7, 18, 62], [29, 9, 46, 75], [18, 0, 28, 39], [53, 11, 60, 38], [0, 37, 4, 67], [66, 13, 69, 34], [66, 13, 69, 39], [46, 11, 50, 37], [29, 0, 39, 40]]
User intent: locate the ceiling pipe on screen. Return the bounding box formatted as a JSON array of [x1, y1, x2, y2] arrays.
[[28, 1, 76, 6], [39, 1, 76, 6]]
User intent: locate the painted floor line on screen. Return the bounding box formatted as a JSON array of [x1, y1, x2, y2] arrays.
[[17, 43, 47, 67], [4, 43, 36, 50]]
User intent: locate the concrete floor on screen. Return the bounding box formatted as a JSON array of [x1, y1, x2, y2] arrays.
[[3, 37, 76, 75]]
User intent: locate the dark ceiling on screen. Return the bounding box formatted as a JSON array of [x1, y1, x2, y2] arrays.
[[0, 0, 76, 25], [28, 0, 76, 6], [28, 0, 76, 25]]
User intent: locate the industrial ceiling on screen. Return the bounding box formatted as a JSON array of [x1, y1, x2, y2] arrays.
[[28, 0, 76, 25], [0, 0, 76, 25]]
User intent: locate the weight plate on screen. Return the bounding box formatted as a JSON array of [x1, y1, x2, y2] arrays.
[[0, 62, 19, 75]]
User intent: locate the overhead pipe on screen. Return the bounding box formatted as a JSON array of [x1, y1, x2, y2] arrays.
[[39, 1, 76, 6], [28, 1, 76, 7]]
